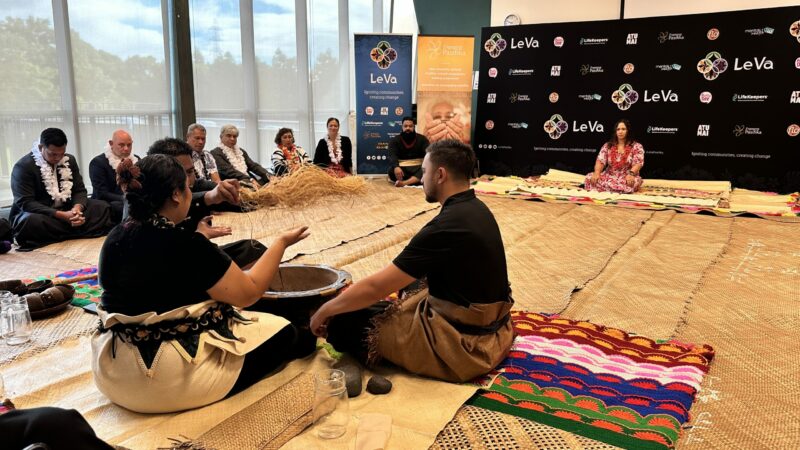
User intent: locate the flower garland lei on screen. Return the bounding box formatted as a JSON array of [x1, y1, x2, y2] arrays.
[[219, 142, 248, 174], [31, 144, 73, 204], [326, 134, 343, 164]]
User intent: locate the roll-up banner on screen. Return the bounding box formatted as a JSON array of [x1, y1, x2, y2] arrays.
[[354, 34, 413, 175], [416, 35, 475, 145], [474, 6, 800, 192]]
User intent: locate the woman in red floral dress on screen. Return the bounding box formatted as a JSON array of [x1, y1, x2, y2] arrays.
[[584, 119, 644, 193]]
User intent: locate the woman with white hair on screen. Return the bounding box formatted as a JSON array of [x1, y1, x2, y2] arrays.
[[210, 124, 270, 187]]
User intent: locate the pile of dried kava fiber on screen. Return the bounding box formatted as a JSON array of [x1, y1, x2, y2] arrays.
[[240, 164, 367, 209]]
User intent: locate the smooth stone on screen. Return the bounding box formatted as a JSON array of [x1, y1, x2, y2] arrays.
[[366, 375, 392, 395], [334, 362, 363, 398]]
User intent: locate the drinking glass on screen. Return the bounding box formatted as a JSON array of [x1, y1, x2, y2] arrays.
[[313, 368, 349, 439]]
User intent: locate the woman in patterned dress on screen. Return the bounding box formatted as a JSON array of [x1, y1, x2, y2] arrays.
[[584, 119, 644, 193], [271, 128, 310, 176]]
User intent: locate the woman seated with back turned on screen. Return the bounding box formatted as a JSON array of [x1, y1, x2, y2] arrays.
[[271, 128, 310, 176], [313, 117, 353, 177], [91, 154, 310, 413], [584, 118, 644, 193]]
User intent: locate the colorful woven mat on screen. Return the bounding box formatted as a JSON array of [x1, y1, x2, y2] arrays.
[[22, 266, 102, 307], [469, 312, 715, 450]]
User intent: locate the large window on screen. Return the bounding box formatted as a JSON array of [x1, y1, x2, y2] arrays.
[[0, 1, 66, 203], [69, 0, 172, 171]]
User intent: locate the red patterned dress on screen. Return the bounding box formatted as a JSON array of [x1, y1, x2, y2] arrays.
[[584, 142, 645, 193]]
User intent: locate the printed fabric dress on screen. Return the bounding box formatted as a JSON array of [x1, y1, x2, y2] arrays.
[[584, 142, 644, 193]]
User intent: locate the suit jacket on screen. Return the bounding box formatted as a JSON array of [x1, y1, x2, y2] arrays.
[[10, 152, 89, 224], [89, 153, 140, 203], [210, 147, 269, 184]]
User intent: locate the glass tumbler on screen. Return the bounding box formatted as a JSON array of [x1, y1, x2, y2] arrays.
[[313, 368, 350, 439], [4, 295, 32, 346], [0, 291, 14, 344]]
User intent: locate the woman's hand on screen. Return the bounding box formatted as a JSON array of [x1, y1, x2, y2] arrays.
[[279, 226, 310, 247], [625, 174, 635, 187], [197, 215, 232, 239], [591, 172, 600, 184], [310, 305, 332, 337]]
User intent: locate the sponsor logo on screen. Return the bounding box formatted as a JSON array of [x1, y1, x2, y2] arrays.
[[623, 63, 635, 74], [580, 37, 609, 45], [572, 120, 605, 133], [488, 67, 498, 78], [744, 27, 775, 36], [395, 107, 404, 116], [658, 31, 685, 43], [510, 36, 540, 49], [580, 64, 603, 75], [700, 91, 713, 103], [647, 126, 679, 135], [626, 33, 638, 45], [577, 94, 602, 102], [610, 84, 639, 110], [477, 144, 505, 150], [508, 122, 529, 129], [509, 93, 531, 103], [732, 94, 768, 102], [655, 63, 682, 71], [484, 33, 507, 58], [707, 28, 720, 40], [733, 56, 774, 71], [361, 120, 382, 127], [697, 124, 710, 136], [486, 93, 496, 103], [549, 92, 559, 103], [697, 51, 728, 81], [369, 41, 398, 69], [644, 89, 679, 103], [365, 106, 374, 116], [365, 155, 387, 161], [550, 65, 561, 76], [543, 114, 569, 139], [553, 36, 564, 47], [791, 91, 800, 104], [485, 120, 495, 130], [380, 106, 388, 115], [362, 132, 380, 140], [796, 57, 800, 69], [791, 20, 800, 42], [508, 68, 534, 76], [788, 124, 800, 137], [370, 73, 397, 84], [733, 125, 762, 136]]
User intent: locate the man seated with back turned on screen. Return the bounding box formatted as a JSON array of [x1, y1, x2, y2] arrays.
[[89, 129, 140, 223], [10, 128, 112, 250], [146, 137, 267, 268], [311, 139, 514, 382], [387, 116, 430, 187]]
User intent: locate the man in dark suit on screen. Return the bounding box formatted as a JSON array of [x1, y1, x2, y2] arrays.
[[89, 129, 139, 223], [10, 128, 112, 250]]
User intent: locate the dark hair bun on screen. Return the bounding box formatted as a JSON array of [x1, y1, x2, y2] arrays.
[[116, 158, 142, 192]]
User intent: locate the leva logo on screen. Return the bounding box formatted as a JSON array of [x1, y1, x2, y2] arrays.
[[370, 41, 398, 69], [644, 89, 679, 102], [484, 33, 507, 58], [611, 84, 639, 110], [543, 114, 569, 139], [697, 125, 710, 136], [697, 51, 728, 80], [733, 56, 773, 71]]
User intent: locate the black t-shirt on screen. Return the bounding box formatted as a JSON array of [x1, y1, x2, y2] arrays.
[[393, 189, 509, 306], [99, 222, 232, 316]]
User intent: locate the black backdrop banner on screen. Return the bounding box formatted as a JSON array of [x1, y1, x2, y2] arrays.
[[474, 6, 800, 192]]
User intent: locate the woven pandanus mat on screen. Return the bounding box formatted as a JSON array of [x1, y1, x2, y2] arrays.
[[431, 405, 620, 450], [0, 306, 96, 366]]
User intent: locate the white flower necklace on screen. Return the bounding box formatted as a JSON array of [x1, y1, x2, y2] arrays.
[[326, 134, 343, 164], [104, 143, 126, 171], [219, 142, 248, 175], [31, 143, 73, 204]]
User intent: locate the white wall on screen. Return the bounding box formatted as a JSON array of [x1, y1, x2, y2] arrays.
[[491, 0, 800, 25]]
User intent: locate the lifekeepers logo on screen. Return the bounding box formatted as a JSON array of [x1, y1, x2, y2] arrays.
[[370, 41, 398, 69], [623, 63, 635, 74], [697, 51, 728, 81], [543, 114, 569, 139], [788, 124, 800, 137], [707, 28, 720, 40], [626, 33, 638, 45], [700, 92, 713, 103], [658, 31, 684, 43], [484, 33, 507, 58], [610, 84, 639, 110], [647, 126, 679, 135], [580, 37, 609, 45], [553, 36, 564, 47], [697, 124, 710, 136], [549, 92, 559, 103], [508, 68, 534, 76], [732, 94, 768, 103], [792, 20, 800, 43]]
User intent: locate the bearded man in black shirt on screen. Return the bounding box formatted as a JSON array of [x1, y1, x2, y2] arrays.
[[387, 116, 430, 187], [311, 139, 514, 382]]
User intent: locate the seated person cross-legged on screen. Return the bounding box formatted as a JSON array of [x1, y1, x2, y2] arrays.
[[584, 118, 645, 194], [92, 154, 311, 413], [211, 124, 270, 187], [311, 140, 514, 382], [387, 117, 430, 187], [271, 127, 310, 176]]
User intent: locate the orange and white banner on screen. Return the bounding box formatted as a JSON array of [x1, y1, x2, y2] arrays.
[[416, 35, 474, 144]]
